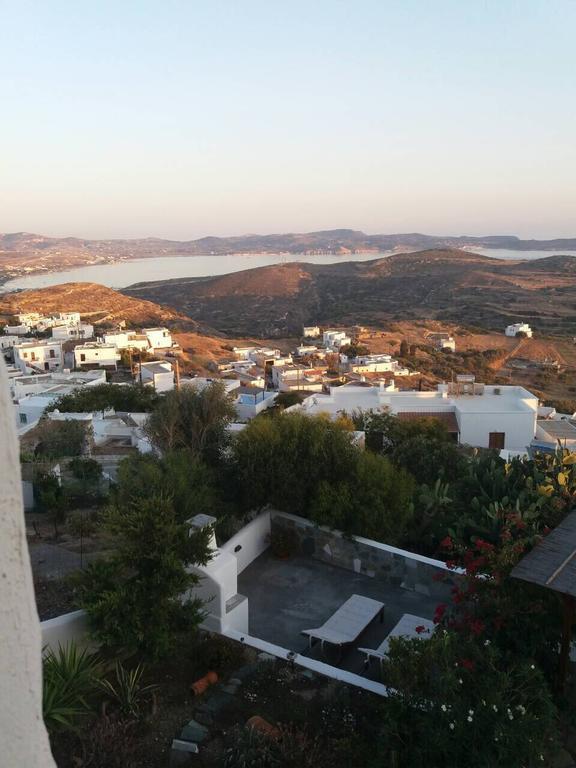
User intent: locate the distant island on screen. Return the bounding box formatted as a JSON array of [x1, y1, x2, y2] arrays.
[[1, 229, 576, 284]]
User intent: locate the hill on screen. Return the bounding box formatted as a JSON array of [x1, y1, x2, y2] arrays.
[[123, 249, 576, 337], [2, 229, 576, 283], [0, 282, 198, 330]]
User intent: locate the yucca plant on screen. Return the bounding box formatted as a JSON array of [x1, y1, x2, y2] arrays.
[[42, 642, 101, 733], [98, 661, 157, 719]]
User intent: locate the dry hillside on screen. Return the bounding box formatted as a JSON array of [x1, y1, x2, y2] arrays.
[[0, 282, 198, 330]]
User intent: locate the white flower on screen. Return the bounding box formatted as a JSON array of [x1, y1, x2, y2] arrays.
[[484, 639, 490, 646], [530, 664, 535, 669], [449, 722, 455, 730], [441, 704, 447, 712], [468, 709, 474, 715], [493, 704, 498, 712], [458, 678, 463, 684], [467, 715, 473, 723]]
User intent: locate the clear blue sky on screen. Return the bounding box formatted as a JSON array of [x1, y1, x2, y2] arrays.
[[1, 0, 574, 239]]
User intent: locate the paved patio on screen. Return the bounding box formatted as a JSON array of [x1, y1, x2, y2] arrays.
[[238, 551, 447, 678]]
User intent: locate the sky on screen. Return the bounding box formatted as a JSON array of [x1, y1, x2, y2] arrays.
[[1, 0, 575, 240]]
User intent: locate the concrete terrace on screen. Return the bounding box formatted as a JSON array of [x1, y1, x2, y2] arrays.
[[238, 551, 446, 678]]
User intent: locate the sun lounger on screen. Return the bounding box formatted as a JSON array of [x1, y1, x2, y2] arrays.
[[359, 613, 434, 667], [302, 594, 385, 653]]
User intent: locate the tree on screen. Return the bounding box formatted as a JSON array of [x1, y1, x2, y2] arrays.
[[352, 409, 450, 454], [76, 493, 212, 659], [232, 413, 359, 516], [399, 340, 409, 357], [35, 418, 89, 459], [145, 382, 236, 463], [34, 472, 69, 538], [391, 435, 467, 486], [47, 383, 159, 414], [310, 451, 414, 543]]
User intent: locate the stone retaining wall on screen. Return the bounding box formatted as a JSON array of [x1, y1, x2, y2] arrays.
[[271, 511, 458, 599]]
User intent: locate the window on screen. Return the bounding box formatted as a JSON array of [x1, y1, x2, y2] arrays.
[[31, 352, 36, 361], [44, 363, 49, 371], [488, 432, 505, 450], [19, 413, 27, 424], [22, 352, 28, 358], [80, 353, 86, 362], [49, 349, 55, 358]]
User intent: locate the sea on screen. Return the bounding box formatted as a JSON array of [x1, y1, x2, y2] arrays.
[[2, 247, 576, 293]]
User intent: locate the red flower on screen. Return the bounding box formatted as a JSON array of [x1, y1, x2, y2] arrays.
[[440, 536, 453, 550], [415, 625, 428, 634], [543, 526, 551, 536], [434, 603, 447, 623], [445, 559, 457, 570], [468, 619, 485, 636], [460, 658, 475, 671]]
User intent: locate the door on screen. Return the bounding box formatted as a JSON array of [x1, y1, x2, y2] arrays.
[[489, 432, 505, 450]]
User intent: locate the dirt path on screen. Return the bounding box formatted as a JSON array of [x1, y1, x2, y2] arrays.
[[490, 337, 528, 371]]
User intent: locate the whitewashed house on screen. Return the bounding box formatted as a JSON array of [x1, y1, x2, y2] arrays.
[[74, 343, 120, 370], [102, 331, 150, 351], [0, 335, 19, 356], [138, 361, 174, 392], [323, 329, 351, 349], [235, 386, 277, 420], [5, 324, 31, 336], [505, 322, 533, 338], [303, 325, 320, 338], [143, 327, 172, 349], [295, 379, 539, 452], [13, 340, 63, 374], [52, 323, 94, 341]]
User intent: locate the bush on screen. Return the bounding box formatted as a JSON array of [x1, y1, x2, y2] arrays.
[[224, 724, 326, 768], [42, 642, 101, 734], [98, 662, 157, 719], [35, 418, 89, 459], [47, 383, 159, 414], [376, 631, 558, 768], [80, 713, 138, 768], [391, 435, 467, 486], [69, 457, 103, 482], [66, 510, 100, 537]]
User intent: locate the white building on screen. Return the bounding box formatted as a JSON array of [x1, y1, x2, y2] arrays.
[[5, 324, 31, 336], [138, 361, 174, 392], [143, 327, 172, 349], [102, 331, 149, 351], [16, 312, 41, 326], [295, 379, 539, 452], [235, 386, 277, 420], [323, 329, 351, 349], [74, 343, 121, 370], [303, 325, 320, 338], [295, 345, 319, 357], [0, 335, 19, 355], [13, 340, 63, 374], [51, 323, 94, 341], [13, 370, 106, 427], [505, 322, 533, 338]]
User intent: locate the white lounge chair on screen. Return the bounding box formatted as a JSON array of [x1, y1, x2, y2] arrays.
[[359, 613, 434, 668], [302, 594, 385, 653]]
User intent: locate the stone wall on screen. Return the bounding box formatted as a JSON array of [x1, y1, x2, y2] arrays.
[[271, 511, 458, 600]]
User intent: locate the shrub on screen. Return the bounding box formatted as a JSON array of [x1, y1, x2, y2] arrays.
[[47, 383, 159, 413], [80, 713, 138, 768], [66, 510, 99, 537], [98, 662, 157, 719], [68, 457, 103, 482], [35, 418, 89, 459], [42, 643, 101, 734], [224, 724, 326, 768]]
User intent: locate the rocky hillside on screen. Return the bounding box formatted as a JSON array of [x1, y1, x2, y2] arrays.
[[123, 249, 576, 337], [0, 282, 198, 330]]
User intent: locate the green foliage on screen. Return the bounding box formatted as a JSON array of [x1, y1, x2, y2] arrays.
[[352, 408, 450, 454], [69, 457, 103, 482], [144, 381, 236, 463], [544, 398, 576, 415], [67, 510, 100, 537], [112, 450, 223, 523], [376, 632, 558, 768], [47, 383, 159, 413], [75, 493, 212, 659], [232, 413, 358, 516], [35, 418, 88, 458], [340, 343, 370, 358], [194, 632, 247, 672], [42, 643, 101, 734], [310, 451, 414, 543], [98, 662, 157, 719], [391, 435, 467, 486], [34, 471, 69, 537], [274, 391, 304, 409]]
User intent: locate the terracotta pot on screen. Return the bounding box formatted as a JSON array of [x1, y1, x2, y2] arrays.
[[190, 670, 218, 696], [246, 715, 281, 739]]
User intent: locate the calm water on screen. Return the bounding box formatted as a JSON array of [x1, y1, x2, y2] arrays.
[[3, 247, 575, 292]]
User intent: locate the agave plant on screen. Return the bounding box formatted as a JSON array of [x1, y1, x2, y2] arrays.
[[98, 661, 157, 719], [42, 642, 101, 733]]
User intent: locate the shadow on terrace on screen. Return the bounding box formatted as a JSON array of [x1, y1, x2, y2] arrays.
[[238, 549, 450, 680]]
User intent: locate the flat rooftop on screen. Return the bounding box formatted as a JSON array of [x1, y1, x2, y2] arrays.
[[238, 552, 446, 679]]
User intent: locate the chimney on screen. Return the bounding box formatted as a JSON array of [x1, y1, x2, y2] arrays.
[[188, 514, 218, 551]]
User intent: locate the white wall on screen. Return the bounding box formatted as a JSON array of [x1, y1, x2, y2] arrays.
[[40, 610, 93, 653], [220, 511, 271, 574], [0, 358, 56, 766], [457, 410, 537, 450]]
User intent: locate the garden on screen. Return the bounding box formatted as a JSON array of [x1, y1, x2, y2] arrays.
[[35, 382, 576, 766]]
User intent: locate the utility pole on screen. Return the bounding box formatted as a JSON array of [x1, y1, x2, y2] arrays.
[[175, 358, 180, 390]]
